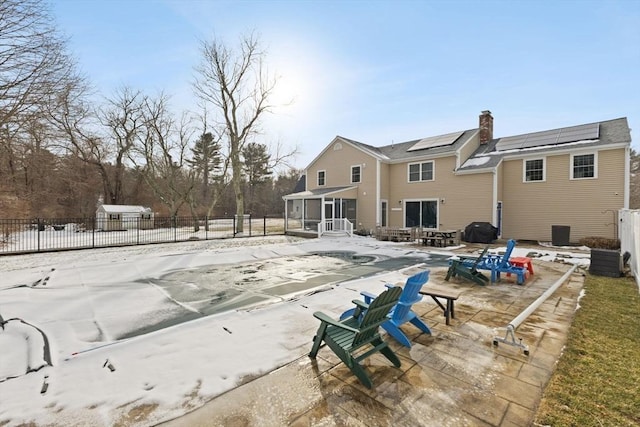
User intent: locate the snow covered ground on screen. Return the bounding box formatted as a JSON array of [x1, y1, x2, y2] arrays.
[[0, 236, 590, 426]]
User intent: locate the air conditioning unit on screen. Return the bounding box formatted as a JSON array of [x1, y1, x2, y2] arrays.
[[589, 249, 622, 277]]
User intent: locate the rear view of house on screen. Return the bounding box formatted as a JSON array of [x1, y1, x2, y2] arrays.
[[283, 111, 631, 243], [96, 205, 154, 231]]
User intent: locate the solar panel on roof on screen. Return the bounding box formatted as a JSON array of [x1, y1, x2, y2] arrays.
[[494, 135, 523, 151], [495, 122, 599, 151], [407, 131, 464, 152], [557, 123, 599, 143]]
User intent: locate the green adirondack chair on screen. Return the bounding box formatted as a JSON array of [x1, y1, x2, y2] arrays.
[[309, 286, 403, 389], [445, 245, 490, 286]]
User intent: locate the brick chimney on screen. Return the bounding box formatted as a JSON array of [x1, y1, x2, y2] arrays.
[[479, 110, 493, 144]]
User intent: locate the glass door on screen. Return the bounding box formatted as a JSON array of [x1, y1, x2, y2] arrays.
[[324, 199, 334, 231], [381, 200, 388, 227], [405, 200, 438, 228], [496, 201, 503, 237]]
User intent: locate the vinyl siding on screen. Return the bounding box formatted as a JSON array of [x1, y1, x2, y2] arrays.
[[379, 161, 390, 228], [496, 162, 504, 233], [457, 131, 481, 167], [307, 140, 378, 230], [501, 148, 626, 241], [387, 156, 494, 230]]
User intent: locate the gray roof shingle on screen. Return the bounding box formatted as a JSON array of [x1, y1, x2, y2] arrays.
[[337, 129, 478, 162]]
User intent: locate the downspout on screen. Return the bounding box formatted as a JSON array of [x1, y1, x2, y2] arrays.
[[492, 169, 498, 233], [283, 197, 288, 232], [319, 195, 325, 237], [376, 159, 381, 225], [302, 199, 306, 234]]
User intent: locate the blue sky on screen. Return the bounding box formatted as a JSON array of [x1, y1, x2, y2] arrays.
[[50, 0, 640, 169]]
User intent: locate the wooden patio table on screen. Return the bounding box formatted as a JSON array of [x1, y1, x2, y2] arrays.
[[419, 285, 462, 326], [421, 229, 459, 247]]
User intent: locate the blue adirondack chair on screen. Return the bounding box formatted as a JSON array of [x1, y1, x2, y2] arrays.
[[339, 270, 431, 348], [474, 239, 526, 285]]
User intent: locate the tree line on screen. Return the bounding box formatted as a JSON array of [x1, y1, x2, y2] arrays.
[[0, 0, 301, 228], [631, 148, 640, 209]]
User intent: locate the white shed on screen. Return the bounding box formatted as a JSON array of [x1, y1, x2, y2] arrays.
[[96, 205, 154, 231]]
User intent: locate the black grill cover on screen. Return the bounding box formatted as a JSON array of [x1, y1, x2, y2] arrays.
[[464, 222, 498, 243]]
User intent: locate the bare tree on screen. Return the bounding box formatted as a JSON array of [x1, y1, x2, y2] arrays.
[[0, 0, 77, 127], [47, 84, 142, 206], [133, 93, 197, 218], [99, 86, 148, 204], [0, 0, 84, 216], [193, 32, 277, 233], [189, 109, 233, 221]]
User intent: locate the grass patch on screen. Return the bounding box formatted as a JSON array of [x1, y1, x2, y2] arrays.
[[535, 274, 640, 426]]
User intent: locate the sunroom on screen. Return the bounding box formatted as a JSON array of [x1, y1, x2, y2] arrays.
[[283, 186, 357, 236]]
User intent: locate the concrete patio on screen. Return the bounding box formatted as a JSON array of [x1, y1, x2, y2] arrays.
[[160, 250, 584, 427]]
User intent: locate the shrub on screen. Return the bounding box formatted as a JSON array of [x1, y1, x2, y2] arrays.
[[353, 228, 371, 237], [579, 236, 620, 250]]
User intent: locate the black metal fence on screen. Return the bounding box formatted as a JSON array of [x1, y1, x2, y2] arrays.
[[0, 215, 285, 255]]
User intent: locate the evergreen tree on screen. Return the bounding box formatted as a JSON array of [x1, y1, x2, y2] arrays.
[[242, 142, 272, 214], [189, 131, 222, 207], [270, 168, 302, 214]]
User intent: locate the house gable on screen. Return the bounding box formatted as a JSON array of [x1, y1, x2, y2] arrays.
[[307, 137, 380, 191], [306, 136, 386, 177]]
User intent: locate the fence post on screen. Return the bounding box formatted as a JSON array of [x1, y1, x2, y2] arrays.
[[264, 216, 267, 236], [249, 214, 252, 237], [137, 217, 140, 245], [92, 217, 95, 248], [173, 217, 177, 242], [233, 215, 236, 237], [37, 218, 41, 252]]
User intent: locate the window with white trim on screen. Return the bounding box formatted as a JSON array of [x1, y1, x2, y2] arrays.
[[317, 170, 326, 186], [408, 161, 434, 182], [524, 158, 545, 182], [351, 165, 361, 183], [571, 153, 596, 179]]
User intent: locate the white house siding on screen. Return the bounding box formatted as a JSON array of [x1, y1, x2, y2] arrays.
[[500, 148, 625, 242]]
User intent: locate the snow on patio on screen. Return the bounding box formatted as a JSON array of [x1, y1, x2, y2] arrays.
[[0, 235, 590, 426]]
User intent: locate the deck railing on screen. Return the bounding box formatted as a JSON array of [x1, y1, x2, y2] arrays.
[[318, 218, 353, 237], [0, 215, 284, 255]]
